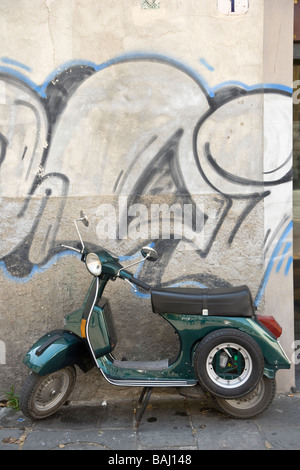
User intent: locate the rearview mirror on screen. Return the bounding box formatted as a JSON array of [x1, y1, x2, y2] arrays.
[[80, 210, 89, 227], [141, 246, 158, 262]]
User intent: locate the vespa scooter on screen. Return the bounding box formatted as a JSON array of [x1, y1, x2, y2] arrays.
[[20, 212, 291, 421]]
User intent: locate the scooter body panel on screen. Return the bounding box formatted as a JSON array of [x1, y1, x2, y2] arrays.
[[22, 329, 93, 375], [23, 303, 290, 382], [162, 313, 290, 376], [62, 270, 290, 383], [19, 215, 292, 421], [92, 313, 290, 385]]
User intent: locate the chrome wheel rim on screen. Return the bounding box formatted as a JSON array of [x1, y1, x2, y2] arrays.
[[223, 378, 265, 409], [206, 342, 253, 389], [33, 371, 70, 412]]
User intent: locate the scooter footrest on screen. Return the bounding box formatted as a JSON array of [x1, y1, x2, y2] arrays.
[[151, 285, 254, 317], [113, 359, 169, 370]]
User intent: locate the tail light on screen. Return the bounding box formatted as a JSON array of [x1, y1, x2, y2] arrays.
[[256, 314, 282, 339]]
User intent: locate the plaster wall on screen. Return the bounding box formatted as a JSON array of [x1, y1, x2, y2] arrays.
[[0, 0, 294, 396]]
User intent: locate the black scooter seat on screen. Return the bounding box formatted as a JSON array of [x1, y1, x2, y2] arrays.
[[151, 285, 255, 317]]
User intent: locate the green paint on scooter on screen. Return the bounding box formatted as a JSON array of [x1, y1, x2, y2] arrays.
[[24, 293, 290, 381], [21, 212, 291, 420], [22, 329, 93, 375]]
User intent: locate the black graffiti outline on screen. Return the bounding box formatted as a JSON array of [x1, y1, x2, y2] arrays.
[[0, 56, 293, 296]]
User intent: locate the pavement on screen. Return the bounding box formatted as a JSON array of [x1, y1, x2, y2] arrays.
[[0, 386, 300, 453]]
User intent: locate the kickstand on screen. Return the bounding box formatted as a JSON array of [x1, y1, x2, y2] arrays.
[[135, 387, 153, 428]]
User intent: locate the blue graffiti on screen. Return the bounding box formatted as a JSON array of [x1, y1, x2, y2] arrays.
[[0, 250, 80, 284], [0, 52, 293, 306], [255, 221, 293, 306], [0, 52, 293, 101]]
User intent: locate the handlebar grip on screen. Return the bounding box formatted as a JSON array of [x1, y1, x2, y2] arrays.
[[129, 277, 151, 291]]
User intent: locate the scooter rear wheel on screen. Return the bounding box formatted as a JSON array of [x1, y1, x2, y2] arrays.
[[194, 328, 264, 399], [20, 366, 76, 420], [215, 376, 276, 419]]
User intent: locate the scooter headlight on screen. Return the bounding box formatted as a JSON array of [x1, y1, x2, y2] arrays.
[[86, 253, 102, 276]]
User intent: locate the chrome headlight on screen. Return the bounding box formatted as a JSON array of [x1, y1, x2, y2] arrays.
[[86, 253, 102, 276]]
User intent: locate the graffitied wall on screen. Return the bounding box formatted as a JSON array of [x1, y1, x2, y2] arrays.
[[0, 0, 294, 395]]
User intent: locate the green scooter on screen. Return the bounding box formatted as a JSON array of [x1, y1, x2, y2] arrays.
[[20, 212, 290, 421]]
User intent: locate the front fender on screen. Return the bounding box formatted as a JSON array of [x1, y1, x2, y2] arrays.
[[23, 329, 94, 375]]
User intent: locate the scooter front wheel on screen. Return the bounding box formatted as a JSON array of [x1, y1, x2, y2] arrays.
[[194, 329, 264, 399], [20, 366, 76, 420], [215, 376, 276, 419]]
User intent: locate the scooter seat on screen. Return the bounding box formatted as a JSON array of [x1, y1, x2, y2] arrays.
[[151, 285, 255, 317]]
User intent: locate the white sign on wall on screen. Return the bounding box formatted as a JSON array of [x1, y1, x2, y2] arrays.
[[0, 341, 5, 365], [218, 0, 249, 14]]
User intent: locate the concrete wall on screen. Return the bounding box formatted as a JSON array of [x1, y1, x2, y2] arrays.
[[0, 0, 294, 397]]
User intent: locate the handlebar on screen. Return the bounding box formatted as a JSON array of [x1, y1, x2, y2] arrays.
[[129, 276, 151, 291], [117, 266, 151, 291], [62, 242, 152, 291]]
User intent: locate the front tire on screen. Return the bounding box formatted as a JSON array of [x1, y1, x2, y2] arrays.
[[20, 366, 76, 420], [194, 329, 264, 399], [215, 376, 276, 419]]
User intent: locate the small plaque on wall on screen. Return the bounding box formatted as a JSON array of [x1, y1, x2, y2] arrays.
[[217, 0, 249, 15]]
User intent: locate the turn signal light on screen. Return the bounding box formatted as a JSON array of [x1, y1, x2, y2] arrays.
[[80, 319, 87, 338], [256, 314, 282, 339]]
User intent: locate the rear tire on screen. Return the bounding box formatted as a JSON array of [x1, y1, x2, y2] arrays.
[[215, 376, 276, 419], [194, 329, 264, 398], [20, 366, 76, 420]]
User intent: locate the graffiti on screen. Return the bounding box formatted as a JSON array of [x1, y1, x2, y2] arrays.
[[292, 340, 300, 365], [0, 53, 293, 307]]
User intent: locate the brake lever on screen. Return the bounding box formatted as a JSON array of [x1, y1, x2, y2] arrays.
[[61, 244, 81, 253], [123, 278, 137, 293]]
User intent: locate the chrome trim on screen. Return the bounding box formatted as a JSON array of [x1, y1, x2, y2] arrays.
[[100, 369, 197, 387], [117, 257, 145, 277], [74, 212, 88, 254], [85, 277, 100, 366], [277, 340, 291, 364]]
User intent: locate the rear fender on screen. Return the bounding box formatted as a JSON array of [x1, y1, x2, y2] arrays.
[[23, 329, 94, 375], [241, 319, 291, 375]]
